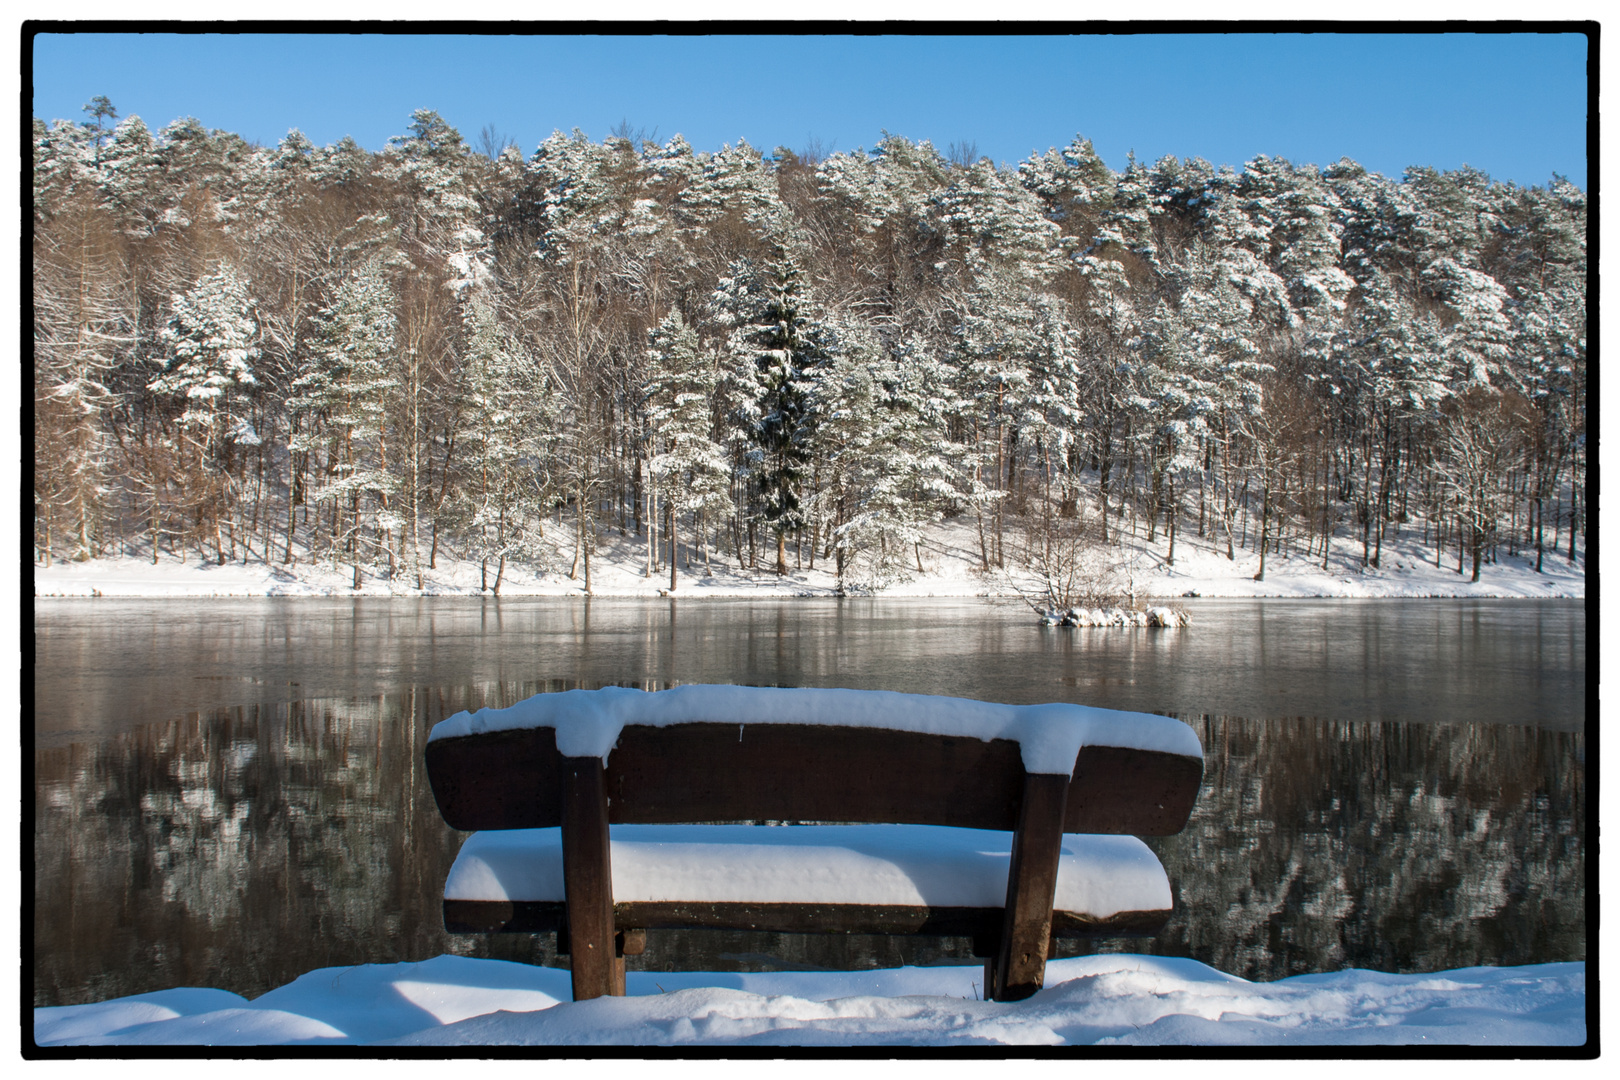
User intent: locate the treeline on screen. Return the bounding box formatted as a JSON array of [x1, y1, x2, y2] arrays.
[[33, 103, 1586, 590]]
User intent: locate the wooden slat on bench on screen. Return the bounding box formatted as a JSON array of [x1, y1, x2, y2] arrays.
[[426, 727, 569, 831], [443, 899, 1172, 940], [606, 724, 1024, 829], [1067, 744, 1203, 836], [426, 723, 1202, 835]]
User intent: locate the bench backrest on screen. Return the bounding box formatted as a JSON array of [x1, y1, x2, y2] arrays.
[[426, 721, 1202, 836]]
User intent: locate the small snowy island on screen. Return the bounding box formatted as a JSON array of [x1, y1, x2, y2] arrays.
[[1037, 605, 1192, 627]]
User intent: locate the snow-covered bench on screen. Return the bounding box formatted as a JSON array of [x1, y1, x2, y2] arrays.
[[424, 685, 1204, 1003]]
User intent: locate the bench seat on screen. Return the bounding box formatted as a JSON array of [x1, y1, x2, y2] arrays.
[[442, 824, 1174, 941]]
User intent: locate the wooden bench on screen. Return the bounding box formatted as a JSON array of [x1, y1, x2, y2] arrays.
[[424, 685, 1203, 1003]]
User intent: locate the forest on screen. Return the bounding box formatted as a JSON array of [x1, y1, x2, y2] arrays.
[[32, 102, 1587, 592]]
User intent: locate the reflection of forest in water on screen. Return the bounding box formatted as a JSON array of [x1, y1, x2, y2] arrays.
[[33, 683, 1585, 1007]]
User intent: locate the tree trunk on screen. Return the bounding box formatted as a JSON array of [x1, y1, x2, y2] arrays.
[[646, 480, 657, 578], [1534, 494, 1545, 573], [1253, 481, 1270, 582], [578, 488, 592, 594], [669, 500, 678, 593], [1097, 437, 1112, 545], [1568, 484, 1579, 563], [284, 443, 299, 565], [1320, 444, 1331, 571], [1165, 474, 1176, 567], [1470, 491, 1484, 582]]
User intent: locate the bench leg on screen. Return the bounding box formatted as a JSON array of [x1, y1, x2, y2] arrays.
[[993, 771, 1069, 1002], [562, 757, 618, 1001]]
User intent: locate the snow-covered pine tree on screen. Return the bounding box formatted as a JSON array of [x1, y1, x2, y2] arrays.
[[644, 310, 729, 589], [309, 135, 375, 191], [714, 254, 829, 574], [381, 113, 497, 587], [1018, 134, 1116, 248], [527, 129, 631, 594], [287, 259, 400, 587], [1197, 157, 1293, 330], [1068, 243, 1141, 544], [382, 110, 484, 261], [1130, 240, 1269, 564], [1495, 177, 1586, 569], [156, 117, 254, 228], [1269, 161, 1354, 321], [809, 321, 960, 588], [81, 95, 118, 167], [93, 115, 163, 237], [952, 263, 1033, 572], [452, 277, 549, 593], [1092, 152, 1160, 274], [939, 156, 1067, 570], [33, 116, 94, 214], [1401, 165, 1517, 391], [149, 266, 261, 562], [812, 135, 955, 340]]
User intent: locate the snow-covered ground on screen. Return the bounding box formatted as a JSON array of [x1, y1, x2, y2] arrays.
[[32, 516, 1585, 599], [32, 953, 1585, 1047]]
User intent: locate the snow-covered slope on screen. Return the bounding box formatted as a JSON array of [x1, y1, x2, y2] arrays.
[[33, 516, 1585, 599]]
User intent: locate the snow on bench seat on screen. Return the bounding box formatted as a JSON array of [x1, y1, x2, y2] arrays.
[[444, 824, 1171, 918], [428, 684, 1204, 776]]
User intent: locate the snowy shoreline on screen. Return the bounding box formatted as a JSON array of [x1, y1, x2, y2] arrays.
[[33, 953, 1586, 1048], [32, 518, 1585, 601]]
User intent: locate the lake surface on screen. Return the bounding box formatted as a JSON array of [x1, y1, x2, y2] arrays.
[[32, 597, 1587, 1007]]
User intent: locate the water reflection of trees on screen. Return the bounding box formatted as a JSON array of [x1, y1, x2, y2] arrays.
[[34, 688, 1584, 1006], [1124, 715, 1585, 979]]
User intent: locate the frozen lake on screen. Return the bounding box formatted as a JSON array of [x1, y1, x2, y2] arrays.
[[32, 597, 1586, 1007]]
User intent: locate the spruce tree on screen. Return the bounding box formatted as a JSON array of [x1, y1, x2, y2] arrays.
[[149, 266, 261, 561], [645, 310, 728, 589], [715, 255, 828, 574], [287, 259, 400, 586]]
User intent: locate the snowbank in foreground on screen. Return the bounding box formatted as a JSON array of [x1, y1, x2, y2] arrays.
[[33, 954, 1585, 1048], [32, 518, 1584, 599]]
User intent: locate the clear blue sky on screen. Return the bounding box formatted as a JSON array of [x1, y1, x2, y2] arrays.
[[30, 30, 1590, 189]]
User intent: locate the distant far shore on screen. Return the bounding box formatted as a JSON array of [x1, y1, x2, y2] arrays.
[[33, 517, 1584, 602]]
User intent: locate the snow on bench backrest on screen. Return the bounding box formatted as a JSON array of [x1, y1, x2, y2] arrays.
[[428, 684, 1202, 776]]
